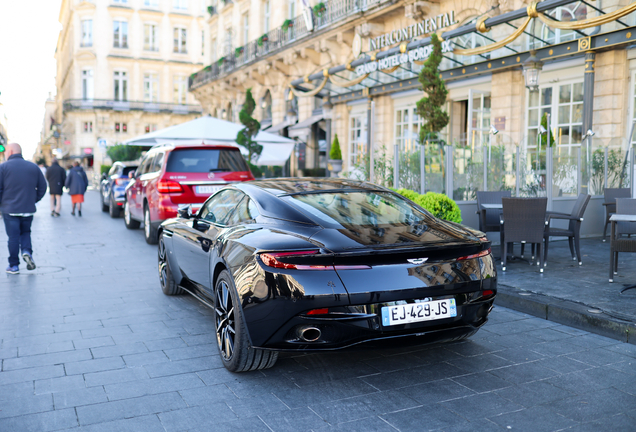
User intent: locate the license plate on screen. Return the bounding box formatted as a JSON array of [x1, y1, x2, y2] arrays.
[[195, 185, 222, 194], [381, 299, 457, 326]]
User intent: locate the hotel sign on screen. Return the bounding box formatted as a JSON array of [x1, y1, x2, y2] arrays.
[[355, 40, 453, 76], [369, 12, 458, 51]]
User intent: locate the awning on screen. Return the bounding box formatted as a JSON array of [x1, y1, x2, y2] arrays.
[[288, 114, 324, 139], [256, 142, 296, 166], [267, 120, 291, 135], [261, 119, 272, 130]]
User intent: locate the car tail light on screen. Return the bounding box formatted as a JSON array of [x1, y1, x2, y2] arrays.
[[457, 248, 492, 261], [157, 180, 184, 193], [307, 308, 329, 315], [482, 290, 494, 298], [115, 178, 127, 185], [259, 250, 328, 270]]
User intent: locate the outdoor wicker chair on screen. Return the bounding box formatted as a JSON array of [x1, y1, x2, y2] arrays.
[[602, 188, 631, 241], [543, 193, 591, 266], [609, 198, 636, 282], [476, 191, 511, 233], [500, 197, 547, 272]]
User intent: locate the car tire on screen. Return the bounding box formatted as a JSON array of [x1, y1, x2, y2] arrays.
[[109, 195, 121, 218], [158, 233, 182, 296], [100, 188, 109, 212], [214, 270, 278, 372], [124, 200, 141, 229], [144, 205, 158, 245]]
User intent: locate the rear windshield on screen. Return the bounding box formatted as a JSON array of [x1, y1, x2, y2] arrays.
[[122, 167, 137, 176], [283, 191, 430, 229], [165, 148, 249, 173]]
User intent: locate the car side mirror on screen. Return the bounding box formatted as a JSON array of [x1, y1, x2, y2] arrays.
[[102, 173, 107, 181], [178, 204, 193, 219], [128, 172, 134, 179]]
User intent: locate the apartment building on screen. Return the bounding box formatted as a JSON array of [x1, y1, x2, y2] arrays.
[[55, 0, 210, 171]]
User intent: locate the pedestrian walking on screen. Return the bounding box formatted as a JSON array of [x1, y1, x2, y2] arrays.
[[65, 161, 88, 217], [0, 143, 47, 274], [46, 157, 66, 217]]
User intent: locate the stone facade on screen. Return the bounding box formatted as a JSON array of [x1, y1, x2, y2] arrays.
[[55, 0, 208, 174]]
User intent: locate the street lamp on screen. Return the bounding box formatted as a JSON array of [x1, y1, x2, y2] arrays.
[[523, 50, 543, 92]]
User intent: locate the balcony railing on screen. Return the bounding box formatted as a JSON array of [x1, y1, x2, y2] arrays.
[[63, 99, 203, 115], [190, 0, 391, 90]]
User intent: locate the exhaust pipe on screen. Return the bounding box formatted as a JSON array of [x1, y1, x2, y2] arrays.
[[297, 326, 321, 342]]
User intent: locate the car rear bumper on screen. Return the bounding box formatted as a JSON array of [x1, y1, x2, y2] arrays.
[[255, 296, 495, 351]]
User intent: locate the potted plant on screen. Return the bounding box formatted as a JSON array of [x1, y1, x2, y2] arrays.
[[217, 57, 225, 67], [235, 46, 244, 57], [328, 134, 342, 177], [207, 5, 216, 15], [282, 19, 293, 32], [257, 34, 269, 46], [313, 2, 326, 17], [203, 65, 212, 72]]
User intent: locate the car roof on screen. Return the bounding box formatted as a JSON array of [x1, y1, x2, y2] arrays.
[[148, 143, 242, 153], [239, 178, 387, 196]]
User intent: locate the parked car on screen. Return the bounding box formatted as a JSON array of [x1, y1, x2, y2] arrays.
[[157, 178, 497, 372], [124, 143, 254, 244], [100, 162, 138, 218]]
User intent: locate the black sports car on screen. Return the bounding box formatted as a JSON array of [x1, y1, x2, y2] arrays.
[[158, 178, 496, 372]]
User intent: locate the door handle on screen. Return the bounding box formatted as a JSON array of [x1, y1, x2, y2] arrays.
[[198, 237, 211, 253]]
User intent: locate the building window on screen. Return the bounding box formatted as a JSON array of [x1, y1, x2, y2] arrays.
[[211, 37, 217, 61], [173, 0, 188, 11], [143, 0, 159, 6], [113, 71, 128, 101], [81, 19, 93, 47], [263, 0, 270, 33], [112, 0, 128, 4], [144, 24, 159, 51], [82, 69, 94, 100], [173, 27, 187, 53], [531, 4, 586, 49], [144, 73, 159, 102], [115, 123, 127, 133], [243, 14, 249, 45], [349, 115, 367, 168], [173, 76, 188, 104], [526, 82, 583, 153], [632, 71, 636, 146], [113, 20, 128, 48], [394, 107, 421, 154], [201, 30, 205, 56], [145, 124, 157, 133], [83, 122, 93, 133], [288, 0, 296, 19]]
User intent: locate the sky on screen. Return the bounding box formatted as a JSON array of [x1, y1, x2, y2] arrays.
[[0, 0, 63, 159]]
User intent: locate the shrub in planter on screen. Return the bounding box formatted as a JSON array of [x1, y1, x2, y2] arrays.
[[217, 57, 225, 66], [257, 34, 269, 46], [393, 188, 462, 223], [313, 2, 326, 17], [328, 134, 342, 177], [235, 46, 244, 57], [207, 5, 216, 14], [282, 19, 293, 32]]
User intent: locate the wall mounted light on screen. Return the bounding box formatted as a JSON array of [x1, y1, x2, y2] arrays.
[[523, 50, 543, 92]]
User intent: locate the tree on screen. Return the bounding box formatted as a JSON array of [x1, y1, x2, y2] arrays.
[[106, 145, 143, 162], [416, 33, 449, 143], [236, 88, 262, 163], [329, 134, 342, 160]]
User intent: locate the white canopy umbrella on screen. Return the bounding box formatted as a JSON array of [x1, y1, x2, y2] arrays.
[[123, 115, 295, 166]]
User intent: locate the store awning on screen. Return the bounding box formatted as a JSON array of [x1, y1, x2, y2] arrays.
[[288, 114, 324, 139], [267, 120, 291, 135]]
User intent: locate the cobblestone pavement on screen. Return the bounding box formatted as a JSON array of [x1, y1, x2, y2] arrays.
[[1, 191, 635, 431]]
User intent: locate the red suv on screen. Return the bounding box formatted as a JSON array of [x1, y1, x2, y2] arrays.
[[124, 143, 254, 244]]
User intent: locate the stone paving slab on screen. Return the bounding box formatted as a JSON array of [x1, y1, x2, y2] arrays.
[[1, 190, 635, 431]]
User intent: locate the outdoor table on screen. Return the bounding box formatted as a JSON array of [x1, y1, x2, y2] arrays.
[[609, 213, 636, 291]]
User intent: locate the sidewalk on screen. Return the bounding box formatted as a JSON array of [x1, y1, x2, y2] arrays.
[[493, 237, 636, 344]]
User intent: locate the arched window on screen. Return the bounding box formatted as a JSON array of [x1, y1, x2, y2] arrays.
[[445, 16, 491, 68], [262, 90, 272, 121], [530, 3, 588, 48]]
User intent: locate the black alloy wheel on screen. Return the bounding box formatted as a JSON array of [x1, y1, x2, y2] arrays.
[[109, 194, 121, 218], [214, 270, 278, 372], [100, 187, 109, 212], [158, 233, 182, 296], [124, 200, 140, 229], [144, 205, 158, 245]]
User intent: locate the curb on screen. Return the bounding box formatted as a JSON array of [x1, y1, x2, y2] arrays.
[[495, 284, 636, 345]]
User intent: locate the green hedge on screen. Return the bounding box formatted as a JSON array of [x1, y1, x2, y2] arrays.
[[100, 165, 112, 175], [393, 188, 462, 223]]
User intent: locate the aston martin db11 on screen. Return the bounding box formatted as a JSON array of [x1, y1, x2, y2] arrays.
[[157, 178, 497, 372]]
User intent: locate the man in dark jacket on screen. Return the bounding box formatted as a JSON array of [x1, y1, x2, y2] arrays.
[[0, 143, 47, 274], [45, 158, 66, 217], [65, 161, 89, 217]]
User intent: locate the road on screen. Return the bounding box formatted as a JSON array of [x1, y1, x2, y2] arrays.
[[1, 190, 635, 431]]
